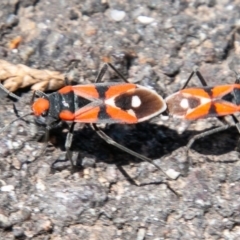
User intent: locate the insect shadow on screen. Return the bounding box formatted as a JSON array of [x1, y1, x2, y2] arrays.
[[48, 120, 239, 172], [185, 126, 239, 156]]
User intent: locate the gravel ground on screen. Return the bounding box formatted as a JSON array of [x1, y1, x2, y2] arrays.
[[1, 0, 240, 239]]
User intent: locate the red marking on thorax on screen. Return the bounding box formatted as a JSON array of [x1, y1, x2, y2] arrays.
[[59, 110, 75, 121], [32, 98, 50, 116]]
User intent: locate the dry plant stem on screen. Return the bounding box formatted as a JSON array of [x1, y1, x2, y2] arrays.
[[0, 59, 65, 92]]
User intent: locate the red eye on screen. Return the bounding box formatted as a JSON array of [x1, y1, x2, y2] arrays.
[[32, 98, 50, 116]]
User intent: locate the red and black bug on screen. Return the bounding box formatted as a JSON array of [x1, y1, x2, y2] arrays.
[[1, 63, 168, 175], [166, 82, 240, 120], [32, 74, 166, 125], [165, 69, 240, 152]]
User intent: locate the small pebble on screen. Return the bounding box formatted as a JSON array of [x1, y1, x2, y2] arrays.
[[36, 179, 46, 191], [6, 14, 19, 26], [137, 16, 154, 24], [9, 209, 31, 224], [13, 226, 25, 238], [36, 219, 53, 232], [165, 169, 181, 180], [106, 166, 118, 183], [0, 214, 11, 228], [82, 156, 96, 168], [1, 185, 14, 192], [12, 141, 20, 149], [161, 115, 169, 121], [137, 228, 146, 240], [110, 9, 126, 22]]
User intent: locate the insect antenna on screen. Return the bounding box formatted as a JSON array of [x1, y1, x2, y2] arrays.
[[0, 83, 21, 101], [107, 63, 129, 83], [0, 112, 33, 133]]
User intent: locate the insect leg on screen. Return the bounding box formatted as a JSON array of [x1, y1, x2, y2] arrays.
[[94, 64, 163, 168], [65, 122, 76, 167], [63, 63, 109, 166], [185, 123, 235, 155], [91, 64, 180, 195], [90, 123, 167, 176], [90, 123, 180, 196], [94, 64, 170, 171]]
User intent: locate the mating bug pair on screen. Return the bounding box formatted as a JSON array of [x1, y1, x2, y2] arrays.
[[1, 63, 240, 178]]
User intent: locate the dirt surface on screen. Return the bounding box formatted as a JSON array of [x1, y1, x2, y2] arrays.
[[1, 0, 240, 239]]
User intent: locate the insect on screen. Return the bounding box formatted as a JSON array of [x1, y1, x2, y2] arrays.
[[165, 69, 240, 153], [1, 63, 168, 176]]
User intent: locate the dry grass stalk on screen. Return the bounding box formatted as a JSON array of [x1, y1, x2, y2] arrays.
[[0, 59, 65, 92]]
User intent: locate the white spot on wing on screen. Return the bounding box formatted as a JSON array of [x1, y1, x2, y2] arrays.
[[131, 95, 141, 108], [180, 99, 189, 109]]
